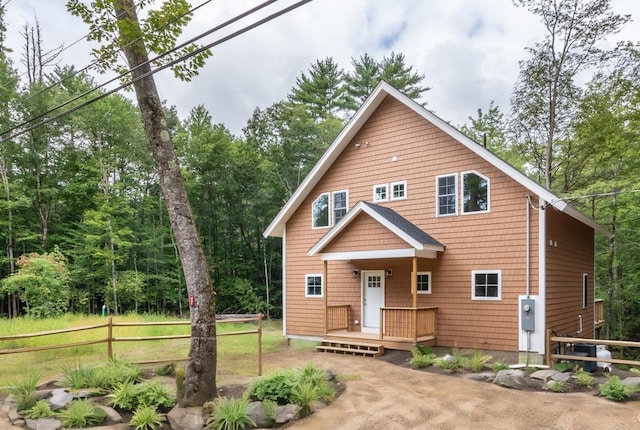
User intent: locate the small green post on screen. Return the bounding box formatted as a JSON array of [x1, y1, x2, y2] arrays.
[[102, 304, 106, 317]]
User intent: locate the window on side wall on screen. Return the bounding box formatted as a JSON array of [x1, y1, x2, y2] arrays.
[[391, 181, 407, 200], [472, 270, 501, 300], [417, 272, 431, 294], [305, 274, 323, 298], [333, 190, 348, 224], [462, 171, 489, 214], [373, 184, 388, 202], [436, 174, 457, 216], [312, 193, 329, 228]]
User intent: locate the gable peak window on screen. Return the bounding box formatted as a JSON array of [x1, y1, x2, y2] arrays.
[[462, 171, 489, 213], [333, 190, 348, 224], [436, 174, 457, 216], [312, 193, 329, 228], [391, 181, 407, 200], [373, 184, 388, 202]]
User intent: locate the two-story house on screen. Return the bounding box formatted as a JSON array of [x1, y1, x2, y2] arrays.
[[264, 82, 610, 358]]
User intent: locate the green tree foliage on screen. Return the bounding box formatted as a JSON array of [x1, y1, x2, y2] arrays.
[[1, 247, 70, 317]]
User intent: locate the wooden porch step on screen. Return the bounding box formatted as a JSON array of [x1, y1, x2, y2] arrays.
[[316, 340, 384, 357]]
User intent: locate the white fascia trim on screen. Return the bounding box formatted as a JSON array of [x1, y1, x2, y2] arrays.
[[320, 248, 439, 261], [263, 89, 388, 239]]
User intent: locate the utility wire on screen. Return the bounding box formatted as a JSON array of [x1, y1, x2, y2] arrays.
[[1, 0, 312, 142], [16, 0, 211, 107]]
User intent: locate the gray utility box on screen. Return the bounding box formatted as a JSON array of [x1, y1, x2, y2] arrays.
[[572, 343, 597, 372]]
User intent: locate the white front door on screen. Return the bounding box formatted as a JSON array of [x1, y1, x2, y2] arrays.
[[362, 271, 385, 332]]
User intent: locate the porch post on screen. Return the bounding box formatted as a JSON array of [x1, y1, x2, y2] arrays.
[[324, 260, 328, 334], [412, 256, 418, 342]]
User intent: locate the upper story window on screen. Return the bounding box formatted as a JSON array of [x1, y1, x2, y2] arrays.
[[312, 193, 329, 228], [333, 190, 348, 224], [462, 171, 489, 213], [472, 270, 501, 300], [436, 174, 457, 216], [391, 181, 407, 200], [373, 184, 388, 202], [416, 271, 431, 294]]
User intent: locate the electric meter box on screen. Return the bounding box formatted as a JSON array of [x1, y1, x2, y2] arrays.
[[521, 298, 535, 331]]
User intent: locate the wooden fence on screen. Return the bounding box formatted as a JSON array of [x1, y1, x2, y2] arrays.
[[546, 329, 640, 369], [0, 314, 263, 376]]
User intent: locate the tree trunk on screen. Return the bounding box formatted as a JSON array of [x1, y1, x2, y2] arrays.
[[113, 0, 217, 406]]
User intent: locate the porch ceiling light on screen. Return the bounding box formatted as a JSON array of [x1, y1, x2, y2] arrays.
[[352, 269, 359, 278]]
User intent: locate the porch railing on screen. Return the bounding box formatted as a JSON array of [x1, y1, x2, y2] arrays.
[[380, 307, 437, 341], [326, 304, 351, 332]]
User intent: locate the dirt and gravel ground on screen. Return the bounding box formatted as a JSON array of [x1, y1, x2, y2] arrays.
[[3, 348, 640, 430]]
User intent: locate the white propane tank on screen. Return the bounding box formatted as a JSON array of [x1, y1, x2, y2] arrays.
[[597, 345, 612, 372]]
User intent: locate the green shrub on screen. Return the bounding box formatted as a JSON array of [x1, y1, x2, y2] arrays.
[[435, 349, 468, 373], [599, 375, 637, 401], [155, 362, 176, 377], [549, 381, 565, 392], [249, 369, 297, 404], [409, 348, 436, 369], [469, 350, 492, 373], [291, 381, 323, 416], [58, 399, 107, 428], [60, 361, 97, 390], [108, 381, 175, 411], [7, 371, 41, 411], [206, 397, 255, 430], [94, 357, 143, 390], [574, 369, 594, 387], [490, 360, 510, 372], [129, 405, 166, 430], [26, 400, 55, 419]]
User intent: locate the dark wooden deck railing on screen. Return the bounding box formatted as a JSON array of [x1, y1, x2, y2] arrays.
[[380, 307, 437, 341], [326, 305, 350, 332]]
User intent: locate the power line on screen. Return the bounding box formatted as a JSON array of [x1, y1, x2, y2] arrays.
[[14, 0, 213, 111], [1, 0, 312, 142]]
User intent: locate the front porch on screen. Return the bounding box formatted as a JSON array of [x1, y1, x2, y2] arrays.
[[323, 304, 437, 351]]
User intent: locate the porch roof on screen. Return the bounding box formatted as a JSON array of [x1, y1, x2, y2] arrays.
[[308, 201, 445, 260]]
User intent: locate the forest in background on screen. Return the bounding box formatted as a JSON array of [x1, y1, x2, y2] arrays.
[[0, 1, 639, 342]]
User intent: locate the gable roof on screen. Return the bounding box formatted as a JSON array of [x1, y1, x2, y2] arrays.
[[307, 201, 445, 259], [263, 81, 612, 239]]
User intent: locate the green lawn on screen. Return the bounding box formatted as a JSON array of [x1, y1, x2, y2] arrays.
[[0, 314, 316, 388]]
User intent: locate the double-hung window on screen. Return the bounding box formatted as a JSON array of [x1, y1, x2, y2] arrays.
[[472, 270, 501, 300], [436, 174, 457, 216], [333, 190, 348, 224], [305, 274, 323, 297]]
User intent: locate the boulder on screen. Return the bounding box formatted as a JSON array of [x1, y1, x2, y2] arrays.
[[167, 406, 206, 430], [25, 417, 61, 430], [621, 377, 640, 388], [463, 372, 495, 383], [274, 404, 299, 425], [530, 369, 570, 382], [95, 404, 123, 424], [246, 401, 271, 428], [493, 369, 527, 389], [47, 389, 74, 411]]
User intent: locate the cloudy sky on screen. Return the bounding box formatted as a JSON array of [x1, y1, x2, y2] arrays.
[[5, 0, 640, 136]]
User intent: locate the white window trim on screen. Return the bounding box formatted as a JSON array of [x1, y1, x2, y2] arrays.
[[471, 270, 502, 301], [416, 271, 431, 294], [305, 274, 324, 298], [461, 170, 490, 215], [390, 180, 408, 201], [332, 189, 349, 225], [436, 173, 457, 217], [373, 183, 388, 202], [311, 192, 330, 229]]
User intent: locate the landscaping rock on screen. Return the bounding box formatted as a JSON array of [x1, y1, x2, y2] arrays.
[[274, 404, 299, 425], [95, 404, 123, 424], [48, 389, 73, 410], [493, 369, 527, 389], [530, 369, 556, 381], [621, 377, 640, 388], [246, 401, 271, 428], [167, 406, 206, 430], [25, 417, 61, 430], [463, 372, 495, 383]]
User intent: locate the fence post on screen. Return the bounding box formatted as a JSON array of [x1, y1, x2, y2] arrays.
[[108, 317, 113, 359], [258, 313, 263, 376]]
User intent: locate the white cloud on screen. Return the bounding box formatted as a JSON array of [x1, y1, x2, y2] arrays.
[[4, 0, 639, 135]]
